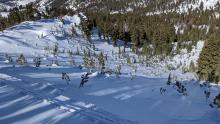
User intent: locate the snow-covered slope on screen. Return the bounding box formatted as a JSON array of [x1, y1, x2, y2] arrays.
[[0, 64, 220, 124], [0, 0, 37, 10], [0, 14, 219, 124], [0, 13, 204, 79], [0, 14, 81, 55], [176, 0, 220, 12], [1, 0, 220, 15], [0, 0, 38, 17]]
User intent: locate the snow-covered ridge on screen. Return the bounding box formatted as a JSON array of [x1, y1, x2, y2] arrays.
[[0, 15, 81, 56], [1, 0, 220, 16], [0, 0, 37, 10]]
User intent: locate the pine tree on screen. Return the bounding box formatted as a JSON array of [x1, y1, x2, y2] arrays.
[[214, 61, 220, 83], [127, 57, 131, 65], [83, 48, 94, 70], [76, 47, 80, 55], [83, 49, 89, 68], [80, 18, 92, 43], [98, 52, 105, 70], [213, 93, 220, 107], [79, 73, 90, 88], [68, 51, 75, 66], [5, 53, 13, 63], [53, 43, 59, 56], [71, 26, 77, 37], [189, 61, 196, 72], [167, 73, 172, 85], [131, 27, 139, 53], [16, 54, 27, 65], [33, 57, 41, 67], [115, 64, 122, 78], [130, 65, 137, 80]]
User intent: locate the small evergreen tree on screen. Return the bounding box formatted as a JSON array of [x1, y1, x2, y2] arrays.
[[98, 52, 105, 71], [5, 53, 13, 63], [213, 93, 220, 108], [115, 64, 122, 78], [33, 57, 41, 67], [52, 56, 59, 66], [16, 54, 27, 65], [189, 61, 196, 72], [68, 54, 75, 66], [127, 57, 131, 65], [76, 47, 80, 55], [79, 73, 90, 88], [62, 72, 70, 85], [167, 73, 172, 85], [130, 65, 137, 80], [53, 43, 59, 56], [83, 48, 95, 70]]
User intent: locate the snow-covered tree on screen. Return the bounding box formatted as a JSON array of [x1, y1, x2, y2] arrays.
[[16, 54, 27, 65], [115, 64, 122, 78], [5, 53, 13, 63], [98, 52, 105, 71], [71, 25, 77, 37], [214, 93, 220, 108], [52, 56, 59, 66], [79, 73, 90, 88], [130, 65, 137, 80], [167, 73, 172, 85], [83, 48, 95, 70], [127, 56, 131, 65], [62, 72, 70, 85], [33, 57, 41, 67], [189, 60, 196, 72], [52, 43, 59, 56], [76, 47, 80, 55], [174, 81, 187, 96], [68, 50, 75, 66]]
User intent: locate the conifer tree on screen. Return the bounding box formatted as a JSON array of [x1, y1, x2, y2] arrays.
[[83, 48, 95, 70], [16, 54, 27, 65], [76, 47, 80, 55], [189, 61, 196, 72], [33, 57, 41, 67], [68, 51, 75, 66], [53, 43, 59, 56], [167, 73, 172, 85], [115, 64, 122, 78], [131, 28, 139, 53], [98, 52, 105, 70], [127, 57, 131, 65]]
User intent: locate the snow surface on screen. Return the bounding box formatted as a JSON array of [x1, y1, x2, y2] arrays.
[[145, 0, 220, 15], [177, 0, 220, 12], [0, 14, 219, 124], [0, 0, 37, 10]]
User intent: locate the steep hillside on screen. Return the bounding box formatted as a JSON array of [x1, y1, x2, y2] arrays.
[[2, 0, 219, 13], [0, 0, 220, 123], [0, 0, 37, 10], [1, 0, 220, 82], [46, 0, 220, 13], [0, 14, 219, 124]]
